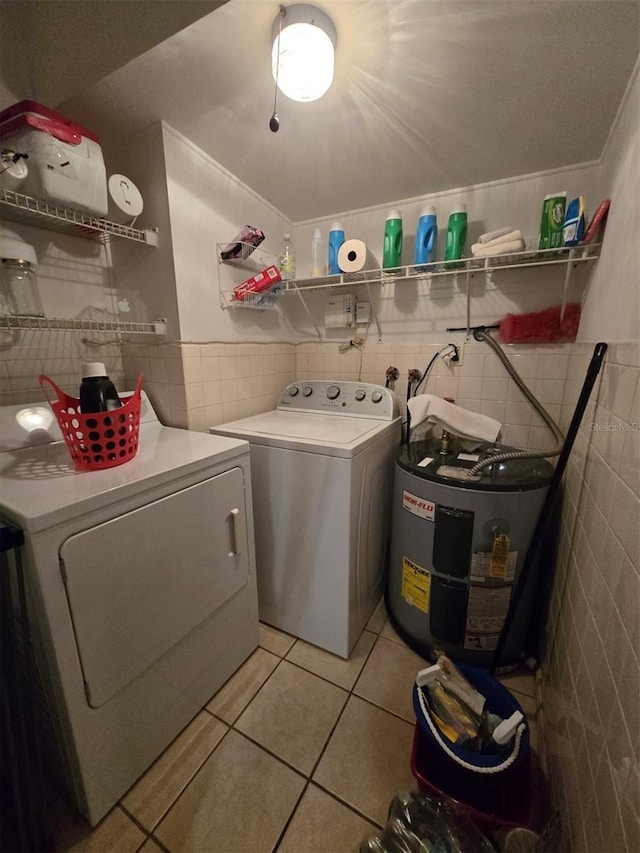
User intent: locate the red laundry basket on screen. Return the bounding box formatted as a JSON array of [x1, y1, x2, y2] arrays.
[[39, 374, 143, 471]]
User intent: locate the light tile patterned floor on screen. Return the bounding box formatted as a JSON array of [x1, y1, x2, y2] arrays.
[[52, 601, 538, 852]]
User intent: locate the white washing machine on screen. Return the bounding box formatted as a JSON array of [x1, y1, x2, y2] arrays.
[[211, 380, 401, 658], [0, 392, 259, 826]]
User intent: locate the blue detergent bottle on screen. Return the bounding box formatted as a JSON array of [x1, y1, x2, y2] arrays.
[[328, 222, 345, 274], [414, 206, 438, 266]]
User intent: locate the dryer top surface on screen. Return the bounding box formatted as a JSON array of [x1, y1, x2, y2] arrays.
[[0, 419, 250, 533]]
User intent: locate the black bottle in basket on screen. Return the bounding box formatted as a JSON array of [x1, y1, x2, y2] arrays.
[[79, 362, 123, 413]]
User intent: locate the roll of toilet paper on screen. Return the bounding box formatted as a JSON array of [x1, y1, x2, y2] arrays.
[[0, 156, 28, 192], [107, 174, 144, 223], [338, 239, 379, 273]]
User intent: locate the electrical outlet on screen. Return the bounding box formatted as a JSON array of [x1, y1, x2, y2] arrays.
[[449, 342, 464, 366]]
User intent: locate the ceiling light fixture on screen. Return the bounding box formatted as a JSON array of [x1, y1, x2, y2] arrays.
[[271, 3, 337, 103]]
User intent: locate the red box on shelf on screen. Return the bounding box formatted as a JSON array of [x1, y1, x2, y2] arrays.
[[232, 265, 282, 302]]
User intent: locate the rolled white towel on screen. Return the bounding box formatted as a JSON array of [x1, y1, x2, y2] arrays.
[[408, 394, 501, 443], [478, 227, 514, 243], [471, 238, 525, 258], [473, 229, 523, 251]]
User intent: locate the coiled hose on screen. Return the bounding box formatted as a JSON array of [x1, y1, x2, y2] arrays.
[[469, 328, 565, 477]]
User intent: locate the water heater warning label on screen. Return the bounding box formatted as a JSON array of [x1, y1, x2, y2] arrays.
[[402, 490, 435, 521], [471, 550, 517, 582], [464, 583, 513, 650], [401, 557, 431, 613]]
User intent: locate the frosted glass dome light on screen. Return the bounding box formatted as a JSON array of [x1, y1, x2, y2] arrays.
[[272, 4, 337, 103]]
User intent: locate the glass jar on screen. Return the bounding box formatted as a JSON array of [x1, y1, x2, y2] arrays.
[[0, 259, 44, 317]]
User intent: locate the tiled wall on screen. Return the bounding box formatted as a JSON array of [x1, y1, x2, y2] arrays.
[[0, 330, 125, 406], [295, 338, 569, 452], [542, 341, 639, 853], [121, 341, 297, 431], [2, 335, 569, 453], [118, 336, 570, 451]]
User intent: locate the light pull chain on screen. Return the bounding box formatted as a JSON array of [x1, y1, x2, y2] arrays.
[[269, 5, 285, 132]]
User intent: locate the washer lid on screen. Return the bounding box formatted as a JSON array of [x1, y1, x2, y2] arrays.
[[0, 423, 250, 533], [211, 410, 399, 457], [395, 438, 555, 492]]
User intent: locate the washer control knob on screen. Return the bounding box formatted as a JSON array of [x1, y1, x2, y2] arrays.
[[355, 389, 366, 401], [302, 385, 313, 397], [326, 385, 340, 400], [289, 386, 299, 396], [371, 390, 384, 403]]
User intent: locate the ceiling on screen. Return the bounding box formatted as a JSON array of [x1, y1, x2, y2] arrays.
[[9, 1, 640, 222]]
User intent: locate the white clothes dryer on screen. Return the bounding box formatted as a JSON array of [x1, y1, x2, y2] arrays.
[[211, 381, 401, 658], [0, 392, 259, 825]]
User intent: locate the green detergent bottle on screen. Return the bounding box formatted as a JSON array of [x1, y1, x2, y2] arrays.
[[444, 205, 468, 263], [383, 209, 403, 269]]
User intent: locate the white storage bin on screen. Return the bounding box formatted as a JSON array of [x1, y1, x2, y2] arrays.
[[0, 100, 108, 217]]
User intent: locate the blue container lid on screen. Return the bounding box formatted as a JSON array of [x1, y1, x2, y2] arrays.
[[413, 663, 529, 770]]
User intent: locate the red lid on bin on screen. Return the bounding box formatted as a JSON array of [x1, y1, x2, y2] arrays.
[[0, 100, 100, 145]]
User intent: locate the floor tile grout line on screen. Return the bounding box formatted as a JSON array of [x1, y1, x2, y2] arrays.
[[128, 614, 537, 851], [271, 780, 311, 853], [123, 614, 396, 850], [306, 626, 383, 775], [129, 725, 238, 845], [220, 726, 309, 781], [111, 803, 154, 853], [268, 621, 390, 848], [120, 715, 233, 836], [309, 780, 386, 831], [146, 832, 171, 853]]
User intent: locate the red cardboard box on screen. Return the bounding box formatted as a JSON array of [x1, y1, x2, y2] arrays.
[[233, 265, 282, 301]]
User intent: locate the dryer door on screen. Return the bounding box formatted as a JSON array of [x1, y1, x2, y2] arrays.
[[59, 467, 250, 707]]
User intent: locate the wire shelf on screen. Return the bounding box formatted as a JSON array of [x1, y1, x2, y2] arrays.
[[0, 188, 158, 246], [220, 290, 281, 310], [281, 244, 600, 292], [0, 315, 166, 335]]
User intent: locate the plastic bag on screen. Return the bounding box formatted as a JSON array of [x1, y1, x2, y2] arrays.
[[360, 790, 495, 853]]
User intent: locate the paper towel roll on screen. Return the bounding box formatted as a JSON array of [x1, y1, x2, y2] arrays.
[[108, 174, 144, 223], [337, 239, 379, 273]]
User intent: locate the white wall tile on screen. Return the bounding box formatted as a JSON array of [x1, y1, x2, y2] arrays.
[[481, 376, 509, 400], [457, 376, 482, 399], [219, 357, 237, 380], [460, 353, 485, 377], [508, 352, 539, 379], [184, 383, 204, 409], [537, 352, 569, 381], [533, 378, 565, 406], [201, 357, 221, 382], [261, 354, 276, 375], [235, 356, 252, 378], [166, 358, 185, 385], [541, 341, 639, 853], [203, 381, 222, 407], [236, 398, 253, 418], [220, 378, 238, 403], [250, 355, 265, 376], [187, 408, 207, 432], [504, 401, 533, 426], [221, 401, 239, 421], [182, 357, 203, 384]]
